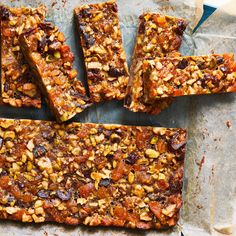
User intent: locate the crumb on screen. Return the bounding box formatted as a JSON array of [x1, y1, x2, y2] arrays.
[[52, 1, 57, 7], [226, 120, 231, 128], [197, 156, 205, 172]]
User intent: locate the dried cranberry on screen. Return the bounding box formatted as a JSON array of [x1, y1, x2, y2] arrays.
[[99, 178, 111, 187], [33, 145, 47, 158], [138, 21, 145, 34], [177, 59, 188, 69], [13, 91, 22, 99], [37, 190, 50, 198], [196, 61, 206, 70], [83, 33, 95, 48], [108, 67, 125, 77], [220, 66, 228, 73], [17, 181, 25, 189], [97, 127, 103, 134], [104, 130, 112, 138], [125, 153, 138, 165], [170, 132, 186, 151], [56, 189, 71, 201], [175, 20, 187, 35], [88, 68, 101, 80], [0, 6, 11, 20], [216, 56, 224, 65], [0, 137, 3, 149], [202, 74, 219, 88]]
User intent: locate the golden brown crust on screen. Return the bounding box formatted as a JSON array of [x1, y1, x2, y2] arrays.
[[74, 0, 129, 103], [0, 5, 46, 108], [0, 118, 186, 229]]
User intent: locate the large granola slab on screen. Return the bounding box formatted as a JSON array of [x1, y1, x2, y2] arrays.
[[142, 54, 236, 102], [0, 118, 186, 230], [125, 13, 187, 114], [74, 0, 129, 103], [19, 22, 91, 122], [0, 5, 46, 108]]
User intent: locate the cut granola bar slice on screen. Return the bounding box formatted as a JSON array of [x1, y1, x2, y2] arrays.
[[0, 118, 186, 229], [125, 13, 187, 114], [0, 5, 46, 108], [142, 54, 236, 102], [20, 22, 91, 122], [74, 0, 129, 103]]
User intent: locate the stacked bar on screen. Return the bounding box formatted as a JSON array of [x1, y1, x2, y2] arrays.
[[142, 54, 236, 102], [74, 0, 129, 103], [0, 5, 46, 108], [125, 13, 187, 114], [20, 22, 91, 122], [0, 118, 186, 229]]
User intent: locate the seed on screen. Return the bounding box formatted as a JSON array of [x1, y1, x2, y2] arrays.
[[54, 51, 61, 59], [145, 149, 160, 158]]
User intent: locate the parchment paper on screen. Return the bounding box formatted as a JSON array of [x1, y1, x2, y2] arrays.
[[0, 0, 235, 235]]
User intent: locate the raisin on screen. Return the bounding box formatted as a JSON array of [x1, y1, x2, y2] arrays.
[[56, 189, 71, 201], [108, 67, 125, 77], [175, 20, 187, 35], [38, 37, 47, 53], [106, 154, 114, 159], [125, 152, 138, 165], [97, 127, 103, 134], [37, 190, 50, 198], [111, 3, 118, 12], [42, 130, 55, 142], [170, 132, 186, 151], [138, 21, 145, 34], [0, 170, 8, 176], [83, 33, 95, 48], [216, 56, 224, 65], [99, 178, 111, 187], [0, 137, 3, 149], [39, 22, 54, 31], [220, 66, 228, 73], [202, 74, 219, 88], [88, 69, 101, 80], [177, 59, 188, 69], [3, 83, 9, 93], [33, 145, 47, 158], [80, 8, 91, 18], [197, 61, 206, 70], [124, 95, 131, 106], [17, 181, 25, 190], [169, 176, 182, 193], [7, 196, 15, 204], [0, 6, 11, 20]]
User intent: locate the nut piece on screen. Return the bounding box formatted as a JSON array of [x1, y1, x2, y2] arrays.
[[145, 149, 160, 158]]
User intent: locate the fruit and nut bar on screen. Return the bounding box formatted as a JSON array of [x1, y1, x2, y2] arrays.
[[0, 5, 46, 108], [0, 118, 186, 230], [125, 13, 187, 114], [142, 54, 236, 102], [19, 23, 91, 122], [74, 0, 129, 103]]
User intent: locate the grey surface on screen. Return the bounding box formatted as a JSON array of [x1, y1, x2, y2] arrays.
[[0, 0, 235, 236]]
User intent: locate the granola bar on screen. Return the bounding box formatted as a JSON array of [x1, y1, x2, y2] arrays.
[[74, 0, 129, 103], [0, 118, 186, 230], [125, 13, 187, 114], [19, 23, 91, 122], [0, 5, 46, 108], [142, 54, 236, 102]]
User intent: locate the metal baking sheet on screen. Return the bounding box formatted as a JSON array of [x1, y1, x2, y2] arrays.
[[0, 0, 236, 235]]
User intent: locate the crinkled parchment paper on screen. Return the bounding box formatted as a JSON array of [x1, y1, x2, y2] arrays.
[[0, 0, 235, 235]]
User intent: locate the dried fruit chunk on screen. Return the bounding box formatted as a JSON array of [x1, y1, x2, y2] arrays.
[[19, 22, 91, 122], [0, 118, 186, 229], [0, 5, 46, 108], [125, 13, 187, 114], [74, 0, 129, 103], [142, 54, 236, 102]]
